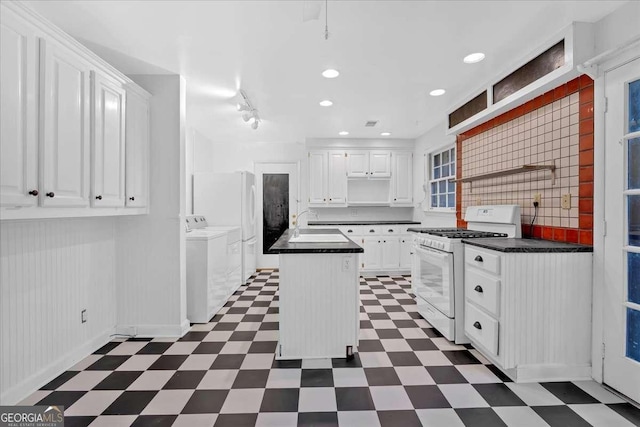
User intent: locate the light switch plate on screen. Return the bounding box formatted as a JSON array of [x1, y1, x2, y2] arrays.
[[562, 194, 571, 210]]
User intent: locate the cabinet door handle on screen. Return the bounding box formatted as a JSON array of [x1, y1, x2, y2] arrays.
[[95, 195, 102, 200], [347, 229, 353, 233], [383, 240, 386, 243], [46, 192, 55, 198], [394, 198, 397, 201], [388, 229, 394, 232], [473, 321, 482, 330], [329, 198, 332, 201], [129, 196, 135, 201], [28, 190, 39, 196], [474, 255, 483, 262], [378, 240, 381, 243], [474, 285, 484, 293], [369, 229, 375, 233]]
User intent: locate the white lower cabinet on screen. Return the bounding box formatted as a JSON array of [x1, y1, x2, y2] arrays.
[[400, 236, 412, 269], [463, 244, 593, 382], [362, 237, 382, 270], [381, 237, 400, 269]]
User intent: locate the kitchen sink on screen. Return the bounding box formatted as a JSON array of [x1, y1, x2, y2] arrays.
[[288, 234, 349, 243]]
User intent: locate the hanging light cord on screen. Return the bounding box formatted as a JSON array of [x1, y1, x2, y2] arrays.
[[325, 0, 329, 40]]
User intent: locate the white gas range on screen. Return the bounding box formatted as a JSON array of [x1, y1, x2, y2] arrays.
[[409, 205, 521, 344]]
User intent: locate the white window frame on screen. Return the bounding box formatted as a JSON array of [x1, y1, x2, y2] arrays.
[[426, 144, 456, 212]]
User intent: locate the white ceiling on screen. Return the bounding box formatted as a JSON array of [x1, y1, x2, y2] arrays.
[[26, 0, 626, 144]]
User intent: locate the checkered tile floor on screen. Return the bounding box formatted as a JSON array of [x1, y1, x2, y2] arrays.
[[20, 270, 640, 426]]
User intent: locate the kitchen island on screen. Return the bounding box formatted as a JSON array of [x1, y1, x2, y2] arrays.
[[269, 228, 364, 360]]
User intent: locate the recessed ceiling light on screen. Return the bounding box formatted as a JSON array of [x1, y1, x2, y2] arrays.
[[463, 52, 485, 64], [380, 132, 391, 136], [319, 100, 333, 107], [339, 131, 349, 136], [322, 69, 340, 78], [429, 89, 446, 97]]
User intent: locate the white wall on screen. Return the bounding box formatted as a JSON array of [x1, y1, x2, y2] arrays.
[[412, 120, 458, 227], [115, 74, 188, 337], [0, 218, 117, 404], [593, 1, 640, 56]]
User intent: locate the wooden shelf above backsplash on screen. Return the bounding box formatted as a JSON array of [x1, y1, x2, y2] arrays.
[[457, 164, 556, 192]]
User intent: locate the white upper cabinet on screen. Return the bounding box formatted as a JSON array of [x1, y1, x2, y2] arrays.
[[369, 151, 391, 177], [0, 9, 38, 207], [91, 71, 126, 207], [308, 151, 326, 204], [346, 151, 369, 177], [327, 151, 347, 205], [125, 87, 150, 208], [391, 151, 413, 205], [40, 38, 91, 207]]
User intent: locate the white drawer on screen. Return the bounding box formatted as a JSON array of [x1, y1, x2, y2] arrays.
[[465, 268, 501, 317], [417, 298, 455, 342], [382, 225, 409, 235], [363, 226, 382, 235], [465, 302, 499, 356], [340, 226, 363, 236], [465, 246, 501, 276]]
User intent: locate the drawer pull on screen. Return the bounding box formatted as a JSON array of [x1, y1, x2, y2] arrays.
[[28, 190, 39, 196], [474, 285, 484, 293], [347, 229, 353, 233], [388, 229, 394, 232], [473, 321, 482, 330], [369, 229, 375, 233], [46, 192, 55, 198], [474, 255, 483, 262]]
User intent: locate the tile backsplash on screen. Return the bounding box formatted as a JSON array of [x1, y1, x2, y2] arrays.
[[456, 76, 594, 244]]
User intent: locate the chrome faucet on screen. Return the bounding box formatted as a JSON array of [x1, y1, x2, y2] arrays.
[[293, 210, 318, 237]]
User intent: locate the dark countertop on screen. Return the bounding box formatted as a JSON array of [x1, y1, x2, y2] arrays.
[[462, 238, 593, 253], [308, 220, 420, 226], [269, 228, 364, 254]]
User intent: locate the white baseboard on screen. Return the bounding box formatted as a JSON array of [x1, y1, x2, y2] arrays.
[[0, 329, 113, 405], [115, 320, 190, 338]]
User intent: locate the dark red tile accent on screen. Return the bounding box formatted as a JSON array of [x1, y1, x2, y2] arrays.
[[579, 230, 593, 245], [579, 183, 594, 198], [579, 102, 594, 119], [579, 149, 594, 166], [579, 215, 593, 229], [579, 199, 593, 214], [579, 134, 594, 151], [579, 166, 594, 183], [566, 229, 579, 243], [553, 228, 566, 241], [579, 74, 594, 88], [580, 86, 594, 104], [579, 119, 594, 135], [542, 227, 554, 240], [567, 78, 580, 94]]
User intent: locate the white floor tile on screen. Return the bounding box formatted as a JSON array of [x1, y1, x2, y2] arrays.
[[253, 330, 279, 341], [141, 390, 194, 415], [235, 322, 261, 331], [172, 414, 218, 427], [197, 370, 238, 390], [70, 354, 102, 371], [64, 391, 121, 416], [371, 320, 396, 329], [358, 352, 393, 368], [164, 342, 200, 355], [115, 355, 160, 371], [219, 341, 251, 354], [332, 368, 368, 387], [416, 408, 465, 427], [57, 371, 110, 391], [106, 341, 148, 355], [415, 350, 453, 366], [359, 329, 379, 340], [266, 369, 301, 389], [394, 366, 435, 385], [569, 403, 637, 427], [298, 387, 337, 412], [369, 386, 413, 410], [178, 354, 217, 370], [203, 331, 233, 342], [220, 389, 264, 413], [573, 381, 626, 404], [399, 328, 428, 339], [380, 339, 412, 352], [505, 382, 564, 406], [456, 365, 501, 384], [18, 390, 51, 406], [126, 371, 173, 390], [431, 338, 467, 351], [493, 406, 550, 427], [240, 354, 274, 370], [301, 358, 332, 369], [337, 411, 382, 427], [88, 415, 137, 426], [255, 413, 298, 427], [438, 384, 490, 408]]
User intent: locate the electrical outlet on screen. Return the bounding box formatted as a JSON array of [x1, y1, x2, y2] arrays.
[[475, 197, 481, 205], [350, 209, 358, 217], [533, 193, 542, 204], [81, 309, 87, 323], [342, 257, 351, 271], [562, 194, 571, 210]]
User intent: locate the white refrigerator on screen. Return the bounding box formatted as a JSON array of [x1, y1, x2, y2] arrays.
[[193, 171, 257, 282]]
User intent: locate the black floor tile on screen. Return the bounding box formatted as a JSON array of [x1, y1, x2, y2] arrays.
[[423, 328, 443, 338], [486, 364, 512, 382], [301, 369, 334, 387], [93, 371, 143, 390], [242, 314, 265, 322], [136, 342, 173, 355], [37, 391, 86, 408], [377, 410, 422, 427], [388, 351, 422, 367], [406, 339, 438, 351], [369, 313, 391, 320], [362, 300, 381, 306], [425, 366, 468, 384], [163, 370, 206, 389], [473, 383, 526, 406], [331, 353, 362, 368], [229, 331, 257, 341], [455, 408, 508, 427], [259, 322, 279, 331], [210, 354, 246, 370], [360, 320, 374, 329], [226, 307, 249, 314], [357, 340, 384, 352], [248, 341, 277, 353], [181, 390, 228, 414], [63, 416, 96, 427], [335, 387, 375, 411], [531, 405, 592, 427], [297, 412, 339, 427], [259, 388, 299, 412], [405, 385, 451, 409], [102, 391, 157, 415], [130, 415, 176, 427], [364, 367, 401, 386], [86, 356, 130, 371], [271, 359, 302, 369], [193, 342, 225, 354], [214, 413, 258, 427], [148, 355, 188, 370], [231, 369, 269, 388], [40, 370, 79, 390], [93, 342, 121, 355], [443, 350, 481, 365], [376, 329, 403, 339], [540, 382, 600, 404], [213, 323, 238, 331], [178, 331, 208, 341], [607, 403, 640, 425]]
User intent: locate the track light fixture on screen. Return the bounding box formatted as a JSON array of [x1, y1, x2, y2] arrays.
[[238, 89, 261, 130]]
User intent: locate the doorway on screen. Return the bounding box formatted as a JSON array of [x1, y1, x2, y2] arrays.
[[254, 163, 299, 268], [603, 56, 640, 403]]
